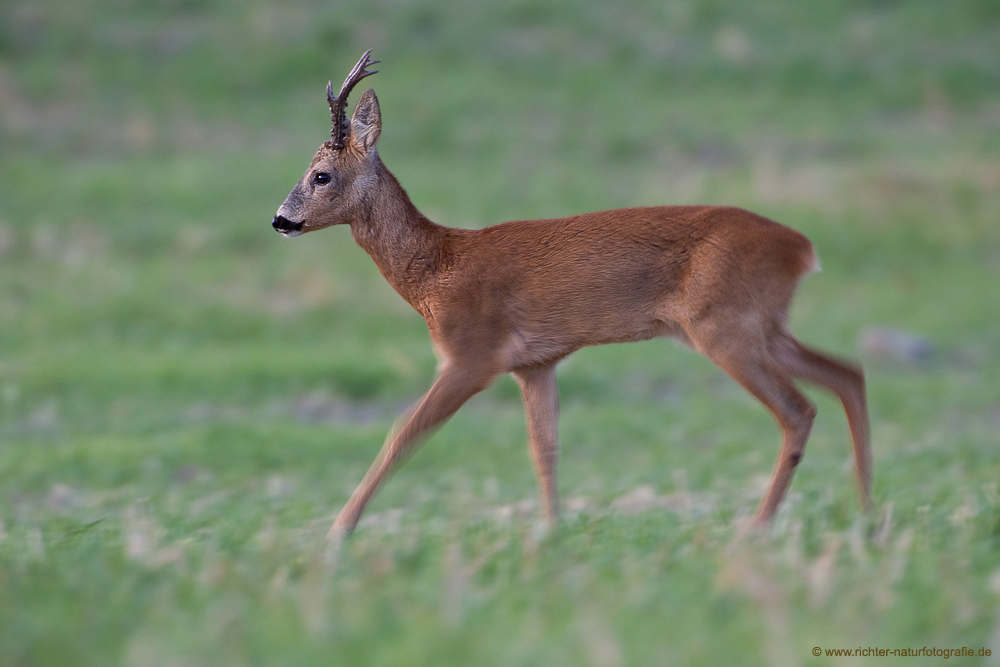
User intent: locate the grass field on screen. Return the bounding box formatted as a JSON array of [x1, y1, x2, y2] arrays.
[[2, 0, 1000, 664]]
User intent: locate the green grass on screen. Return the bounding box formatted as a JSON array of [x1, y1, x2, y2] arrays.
[[2, 0, 1000, 664]]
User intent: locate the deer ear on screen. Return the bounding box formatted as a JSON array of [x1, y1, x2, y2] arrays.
[[350, 89, 381, 152]]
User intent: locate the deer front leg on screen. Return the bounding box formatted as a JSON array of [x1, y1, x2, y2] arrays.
[[330, 366, 495, 539], [513, 363, 560, 529]]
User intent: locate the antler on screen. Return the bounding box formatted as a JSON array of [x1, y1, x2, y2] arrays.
[[328, 50, 380, 149]]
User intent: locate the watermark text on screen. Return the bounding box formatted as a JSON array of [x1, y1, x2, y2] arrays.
[[813, 646, 991, 659]]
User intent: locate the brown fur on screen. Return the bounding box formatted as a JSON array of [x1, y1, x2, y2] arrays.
[[273, 55, 872, 539]]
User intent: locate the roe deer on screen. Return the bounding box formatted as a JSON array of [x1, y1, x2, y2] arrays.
[[272, 51, 872, 539]]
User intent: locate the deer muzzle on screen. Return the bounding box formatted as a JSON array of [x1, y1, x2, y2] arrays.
[[272, 215, 305, 237]]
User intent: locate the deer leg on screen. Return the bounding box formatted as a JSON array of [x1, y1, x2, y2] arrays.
[[700, 342, 817, 525], [330, 366, 495, 538], [513, 363, 560, 529], [770, 329, 872, 511]]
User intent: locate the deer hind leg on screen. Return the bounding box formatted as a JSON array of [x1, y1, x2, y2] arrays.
[[694, 330, 817, 525], [512, 363, 560, 529], [769, 327, 872, 511], [330, 365, 495, 539]]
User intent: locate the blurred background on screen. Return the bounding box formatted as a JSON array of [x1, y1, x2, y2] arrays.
[[1, 0, 999, 664]]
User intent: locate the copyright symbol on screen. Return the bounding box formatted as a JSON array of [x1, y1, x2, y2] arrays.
[[812, 647, 822, 656]]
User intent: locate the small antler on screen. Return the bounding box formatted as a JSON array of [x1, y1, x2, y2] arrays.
[[328, 50, 380, 149]]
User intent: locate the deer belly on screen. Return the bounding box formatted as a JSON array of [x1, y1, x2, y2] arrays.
[[502, 313, 680, 370]]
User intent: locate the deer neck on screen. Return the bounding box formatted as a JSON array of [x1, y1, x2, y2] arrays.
[[348, 158, 447, 311]]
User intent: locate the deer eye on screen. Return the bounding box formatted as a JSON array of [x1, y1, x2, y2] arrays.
[[314, 172, 331, 185]]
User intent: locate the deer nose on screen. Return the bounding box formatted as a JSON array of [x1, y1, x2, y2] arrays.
[[272, 215, 303, 233]]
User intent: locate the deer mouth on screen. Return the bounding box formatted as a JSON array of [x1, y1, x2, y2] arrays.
[[272, 215, 305, 236]]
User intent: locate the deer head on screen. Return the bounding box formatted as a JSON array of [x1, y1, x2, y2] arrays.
[[272, 51, 381, 237]]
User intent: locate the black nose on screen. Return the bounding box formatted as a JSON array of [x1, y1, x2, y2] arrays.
[[272, 215, 303, 233]]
